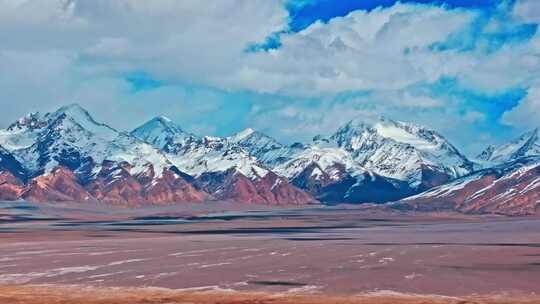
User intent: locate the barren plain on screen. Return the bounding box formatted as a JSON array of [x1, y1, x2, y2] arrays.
[[1, 202, 540, 303]]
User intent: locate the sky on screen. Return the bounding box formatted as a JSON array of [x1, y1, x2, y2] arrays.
[[0, 0, 539, 156]]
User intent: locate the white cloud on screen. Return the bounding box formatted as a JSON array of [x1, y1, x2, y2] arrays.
[[212, 2, 538, 99], [0, 0, 539, 150], [513, 0, 540, 24], [0, 0, 289, 84], [1, 1, 538, 99], [502, 84, 540, 129], [216, 3, 481, 96], [0, 0, 288, 127], [463, 111, 486, 123], [0, 50, 76, 124], [499, 30, 540, 129]]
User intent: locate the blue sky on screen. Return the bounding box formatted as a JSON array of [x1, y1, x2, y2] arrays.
[[0, 0, 539, 155], [287, 0, 501, 32]]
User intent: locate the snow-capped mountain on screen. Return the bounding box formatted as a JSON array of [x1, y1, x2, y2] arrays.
[[2, 103, 537, 213], [225, 129, 377, 202], [273, 145, 414, 203], [477, 128, 540, 165], [323, 117, 475, 191], [131, 116, 194, 150], [0, 106, 314, 206], [0, 105, 206, 205], [1, 104, 172, 179], [231, 119, 460, 204], [133, 119, 270, 179], [132, 118, 315, 204], [274, 146, 362, 183], [228, 128, 301, 167], [225, 118, 474, 204], [396, 156, 540, 215]]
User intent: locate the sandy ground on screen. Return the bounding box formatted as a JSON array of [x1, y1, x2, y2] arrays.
[[1, 201, 540, 302], [1, 285, 540, 304]]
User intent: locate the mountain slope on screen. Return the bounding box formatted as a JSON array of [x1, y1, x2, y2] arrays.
[[276, 145, 415, 203], [0, 104, 172, 177], [132, 118, 316, 205], [0, 105, 207, 205], [326, 117, 475, 191], [395, 156, 540, 215], [133, 119, 266, 178], [0, 146, 26, 200], [0, 145, 26, 180], [228, 128, 301, 167], [132, 116, 194, 150], [4, 104, 537, 211], [478, 129, 540, 165], [230, 118, 473, 204]]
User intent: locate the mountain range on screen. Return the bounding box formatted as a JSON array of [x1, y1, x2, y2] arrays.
[[0, 104, 538, 215], [398, 129, 540, 215]]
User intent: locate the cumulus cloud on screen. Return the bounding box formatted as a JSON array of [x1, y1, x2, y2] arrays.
[[7, 0, 286, 80], [513, 0, 540, 23], [5, 1, 536, 97], [0, 0, 539, 153], [0, 0, 288, 128], [222, 4, 478, 96], [502, 84, 540, 129], [224, 3, 539, 97]]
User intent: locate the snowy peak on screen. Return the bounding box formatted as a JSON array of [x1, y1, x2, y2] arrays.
[[275, 145, 365, 180], [327, 119, 372, 147], [0, 105, 316, 206], [6, 104, 104, 132], [143, 116, 184, 134], [229, 128, 301, 168], [53, 104, 112, 127], [229, 128, 280, 148], [317, 117, 475, 187], [6, 112, 45, 132], [514, 128, 540, 157], [46, 103, 118, 141], [229, 128, 256, 142], [332, 117, 469, 159], [0, 104, 119, 170], [54, 103, 93, 118], [478, 128, 540, 164], [0, 104, 176, 179], [375, 118, 442, 149], [132, 124, 271, 180], [333, 117, 456, 152], [163, 135, 271, 180], [131, 116, 193, 149]]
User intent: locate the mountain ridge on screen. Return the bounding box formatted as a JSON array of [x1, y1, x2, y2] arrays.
[[477, 128, 540, 165], [0, 104, 538, 214]]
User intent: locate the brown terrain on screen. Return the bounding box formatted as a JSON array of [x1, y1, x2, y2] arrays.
[[87, 163, 208, 206], [196, 169, 315, 205], [22, 167, 94, 203], [399, 157, 540, 216], [2, 285, 540, 304], [0, 163, 315, 206], [1, 104, 538, 212], [0, 171, 24, 200], [1, 201, 540, 303]]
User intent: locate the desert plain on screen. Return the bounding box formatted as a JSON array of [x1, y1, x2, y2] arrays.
[[1, 201, 540, 303]]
